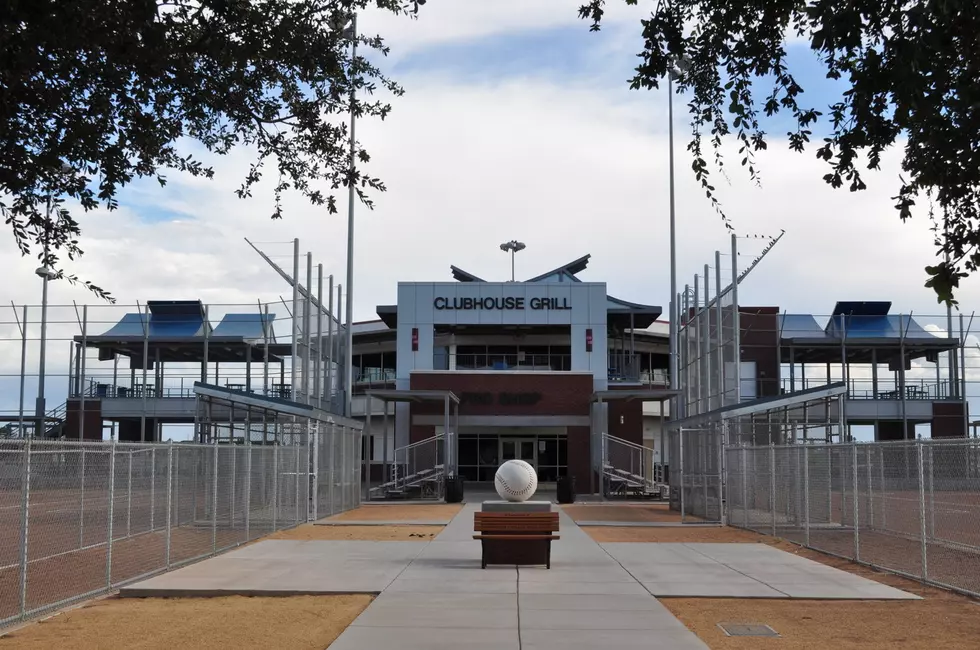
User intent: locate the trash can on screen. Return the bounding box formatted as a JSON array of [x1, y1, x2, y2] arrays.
[[445, 476, 465, 503], [557, 475, 576, 504]]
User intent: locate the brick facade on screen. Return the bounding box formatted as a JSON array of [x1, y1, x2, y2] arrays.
[[408, 372, 598, 483]]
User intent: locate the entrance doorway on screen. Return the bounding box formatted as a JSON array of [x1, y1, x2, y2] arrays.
[[500, 438, 537, 469]]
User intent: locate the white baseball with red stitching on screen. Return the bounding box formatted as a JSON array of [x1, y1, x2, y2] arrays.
[[494, 459, 538, 502]]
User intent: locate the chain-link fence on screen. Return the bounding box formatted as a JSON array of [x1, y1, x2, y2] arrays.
[[0, 427, 361, 629], [727, 438, 980, 597], [668, 426, 725, 522]]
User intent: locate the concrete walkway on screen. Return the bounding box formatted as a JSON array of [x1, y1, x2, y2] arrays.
[[327, 504, 710, 650]]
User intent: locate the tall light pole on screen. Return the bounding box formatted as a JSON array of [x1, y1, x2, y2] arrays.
[[499, 240, 526, 282], [667, 57, 691, 419], [334, 11, 357, 417], [34, 192, 59, 437]]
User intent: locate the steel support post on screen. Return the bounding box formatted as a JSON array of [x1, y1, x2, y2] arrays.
[[211, 442, 219, 554], [165, 441, 173, 569], [106, 441, 117, 588], [918, 441, 928, 579], [803, 445, 810, 546], [852, 443, 860, 561]]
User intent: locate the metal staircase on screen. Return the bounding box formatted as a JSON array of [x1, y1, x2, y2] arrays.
[[601, 434, 668, 499], [367, 434, 445, 500]]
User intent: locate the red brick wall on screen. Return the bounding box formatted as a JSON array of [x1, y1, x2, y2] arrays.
[[408, 372, 593, 423], [409, 372, 595, 484]]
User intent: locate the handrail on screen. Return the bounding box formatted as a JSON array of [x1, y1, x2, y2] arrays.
[[604, 433, 653, 452]]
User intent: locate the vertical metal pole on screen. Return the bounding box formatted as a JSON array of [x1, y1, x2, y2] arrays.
[[18, 438, 32, 619], [803, 444, 810, 546], [928, 444, 935, 539], [383, 401, 389, 497], [714, 250, 724, 406], [316, 264, 324, 410], [731, 234, 741, 403], [741, 447, 748, 528], [769, 444, 776, 537], [702, 264, 711, 412], [17, 305, 27, 438], [337, 284, 343, 413], [211, 441, 218, 554], [667, 72, 678, 412], [344, 15, 358, 419], [291, 238, 300, 402], [272, 442, 279, 531], [150, 447, 156, 532], [294, 439, 301, 524], [679, 429, 685, 519], [127, 451, 132, 537], [165, 441, 173, 569], [693, 275, 700, 416], [79, 448, 85, 548], [852, 442, 860, 561], [106, 440, 117, 587], [140, 302, 149, 442], [79, 305, 88, 440], [305, 252, 314, 405], [327, 276, 334, 409], [245, 428, 252, 540], [917, 441, 928, 579], [867, 446, 874, 529], [263, 304, 270, 396]]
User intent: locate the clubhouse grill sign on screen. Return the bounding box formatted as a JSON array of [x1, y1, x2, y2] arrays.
[[433, 296, 571, 311]]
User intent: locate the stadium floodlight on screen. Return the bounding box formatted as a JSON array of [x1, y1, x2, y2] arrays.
[[499, 240, 526, 282]]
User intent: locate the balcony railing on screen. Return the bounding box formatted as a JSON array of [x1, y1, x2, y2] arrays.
[[779, 377, 956, 401], [449, 353, 572, 372]]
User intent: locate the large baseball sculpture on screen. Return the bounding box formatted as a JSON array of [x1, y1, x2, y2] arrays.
[[494, 459, 538, 502]]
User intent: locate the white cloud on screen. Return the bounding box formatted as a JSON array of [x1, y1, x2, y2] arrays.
[[361, 0, 650, 58], [3, 11, 978, 406]]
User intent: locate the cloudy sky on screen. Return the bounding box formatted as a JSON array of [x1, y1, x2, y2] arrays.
[[3, 1, 978, 432], [4, 0, 971, 319]]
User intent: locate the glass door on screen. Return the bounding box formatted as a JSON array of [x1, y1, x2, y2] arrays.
[[500, 437, 537, 470]]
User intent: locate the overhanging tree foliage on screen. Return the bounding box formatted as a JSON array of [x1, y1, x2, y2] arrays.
[[580, 0, 979, 304], [1, 0, 421, 301]]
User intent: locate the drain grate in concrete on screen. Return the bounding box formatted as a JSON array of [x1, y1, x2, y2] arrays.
[[717, 623, 780, 637]]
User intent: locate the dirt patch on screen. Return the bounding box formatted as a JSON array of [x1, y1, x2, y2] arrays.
[[582, 526, 772, 544], [0, 594, 372, 650], [266, 524, 442, 541], [562, 503, 699, 524], [325, 504, 462, 522], [662, 594, 980, 650]]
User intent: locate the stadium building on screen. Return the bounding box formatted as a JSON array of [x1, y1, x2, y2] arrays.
[[350, 254, 672, 496]]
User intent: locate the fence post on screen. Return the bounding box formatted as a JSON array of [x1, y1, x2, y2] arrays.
[[803, 444, 810, 547], [328, 426, 335, 516], [106, 440, 117, 588], [272, 443, 279, 531], [718, 426, 726, 526], [127, 450, 132, 538], [928, 444, 935, 539], [867, 446, 874, 529], [165, 441, 173, 569], [741, 447, 748, 529], [294, 442, 300, 525], [852, 443, 860, 561], [917, 441, 928, 580], [18, 439, 32, 620], [211, 442, 218, 554], [769, 444, 776, 537], [150, 447, 156, 533], [679, 430, 686, 520], [245, 445, 252, 541], [79, 447, 85, 549]]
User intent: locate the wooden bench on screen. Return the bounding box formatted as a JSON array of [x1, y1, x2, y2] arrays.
[[473, 512, 560, 569]]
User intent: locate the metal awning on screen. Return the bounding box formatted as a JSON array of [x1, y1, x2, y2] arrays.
[[591, 389, 678, 403], [365, 389, 460, 404], [670, 382, 847, 429]]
